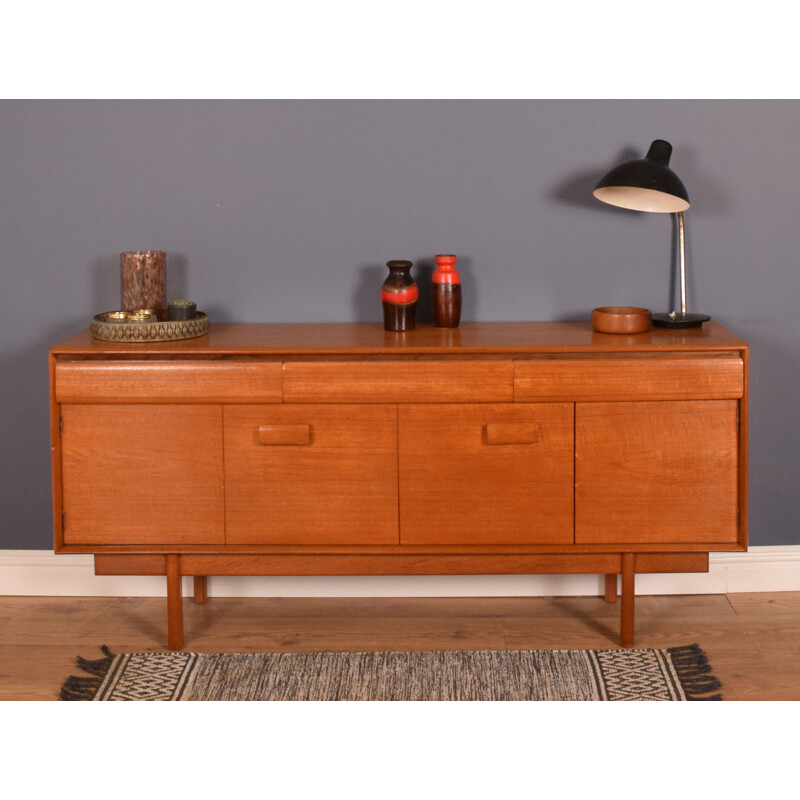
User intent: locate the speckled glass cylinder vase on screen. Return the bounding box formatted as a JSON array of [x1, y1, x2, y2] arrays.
[[381, 260, 418, 332], [121, 250, 167, 320]]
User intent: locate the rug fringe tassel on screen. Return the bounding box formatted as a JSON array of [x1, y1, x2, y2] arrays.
[[60, 676, 102, 701], [59, 645, 115, 701], [76, 644, 115, 676], [667, 644, 722, 700]]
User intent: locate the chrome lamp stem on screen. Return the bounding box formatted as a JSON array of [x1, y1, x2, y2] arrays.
[[677, 211, 687, 317], [652, 210, 709, 328]]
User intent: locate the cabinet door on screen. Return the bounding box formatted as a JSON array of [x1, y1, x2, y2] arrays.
[[60, 404, 225, 545], [224, 405, 399, 545], [398, 404, 574, 545], [576, 400, 740, 544]]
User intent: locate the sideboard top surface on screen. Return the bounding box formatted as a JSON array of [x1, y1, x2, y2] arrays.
[[51, 321, 748, 357]]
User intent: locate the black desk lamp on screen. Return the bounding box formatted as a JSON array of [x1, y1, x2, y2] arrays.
[[593, 139, 710, 328]]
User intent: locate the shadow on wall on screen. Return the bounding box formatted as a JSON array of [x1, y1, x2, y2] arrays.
[[1, 319, 86, 550], [550, 147, 640, 211], [740, 331, 800, 547], [353, 263, 385, 323]]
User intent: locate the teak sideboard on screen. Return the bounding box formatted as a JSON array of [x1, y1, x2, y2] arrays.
[[49, 322, 748, 649]]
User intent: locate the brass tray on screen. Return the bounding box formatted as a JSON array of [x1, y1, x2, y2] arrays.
[[91, 311, 209, 342]]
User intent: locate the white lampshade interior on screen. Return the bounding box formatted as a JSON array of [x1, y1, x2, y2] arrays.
[[593, 186, 690, 213]]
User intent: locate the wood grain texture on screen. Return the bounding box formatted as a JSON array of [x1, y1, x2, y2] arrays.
[[193, 576, 207, 604], [224, 404, 399, 546], [59, 404, 225, 545], [94, 554, 167, 574], [576, 400, 740, 544], [283, 359, 513, 403], [258, 424, 311, 446], [166, 555, 183, 650], [620, 553, 636, 648], [55, 361, 283, 403], [514, 353, 744, 401], [398, 403, 574, 545], [178, 553, 622, 575], [93, 552, 708, 576], [50, 320, 748, 356]]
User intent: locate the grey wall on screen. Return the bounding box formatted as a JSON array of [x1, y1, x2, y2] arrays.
[[2, 99, 798, 550]]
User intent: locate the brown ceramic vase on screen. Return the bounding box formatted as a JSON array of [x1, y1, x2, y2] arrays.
[[381, 260, 418, 332]]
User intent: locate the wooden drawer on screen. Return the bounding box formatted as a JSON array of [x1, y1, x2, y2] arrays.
[[55, 361, 283, 403], [283, 359, 513, 403], [224, 404, 399, 545], [514, 353, 744, 401], [398, 403, 574, 545]]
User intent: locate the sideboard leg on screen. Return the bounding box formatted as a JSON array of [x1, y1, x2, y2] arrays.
[[166, 555, 184, 651], [604, 574, 618, 603], [193, 576, 207, 604], [620, 553, 636, 648]]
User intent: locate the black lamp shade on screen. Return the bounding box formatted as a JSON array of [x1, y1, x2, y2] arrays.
[[593, 139, 690, 213]]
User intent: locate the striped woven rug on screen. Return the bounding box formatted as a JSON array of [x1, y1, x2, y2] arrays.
[[60, 644, 721, 701]]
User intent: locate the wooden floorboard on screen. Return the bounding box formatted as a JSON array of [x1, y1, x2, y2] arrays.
[[1, 592, 799, 700]]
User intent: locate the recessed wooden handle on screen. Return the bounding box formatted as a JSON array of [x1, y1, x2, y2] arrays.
[[258, 425, 311, 446], [483, 423, 542, 445]]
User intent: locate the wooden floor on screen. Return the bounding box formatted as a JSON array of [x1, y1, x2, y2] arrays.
[[1, 591, 799, 700]]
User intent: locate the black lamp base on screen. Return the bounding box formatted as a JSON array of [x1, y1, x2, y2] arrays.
[[652, 312, 711, 329]]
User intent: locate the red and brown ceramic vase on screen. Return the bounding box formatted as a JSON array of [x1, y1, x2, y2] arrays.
[[381, 260, 418, 331], [432, 253, 461, 328]]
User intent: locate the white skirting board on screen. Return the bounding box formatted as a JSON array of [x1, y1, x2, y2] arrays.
[[1, 546, 800, 597]]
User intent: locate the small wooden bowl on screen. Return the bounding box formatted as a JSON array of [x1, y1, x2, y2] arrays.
[[592, 306, 652, 334]]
